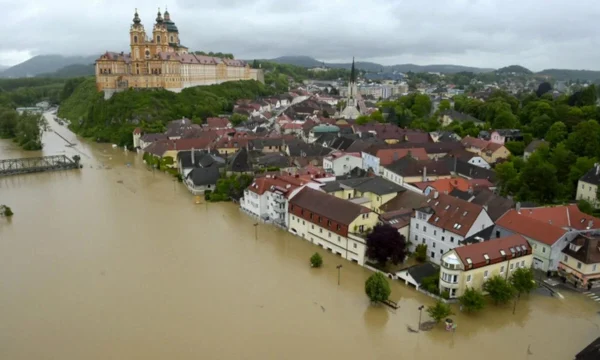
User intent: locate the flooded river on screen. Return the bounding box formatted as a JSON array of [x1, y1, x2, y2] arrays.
[[0, 114, 598, 359]]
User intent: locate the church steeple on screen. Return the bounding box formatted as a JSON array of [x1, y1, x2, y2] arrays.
[[132, 8, 141, 25], [350, 57, 356, 83]]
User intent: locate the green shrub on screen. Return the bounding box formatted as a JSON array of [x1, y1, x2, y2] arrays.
[[310, 253, 323, 268]]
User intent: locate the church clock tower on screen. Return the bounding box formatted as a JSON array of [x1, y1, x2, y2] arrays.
[[130, 9, 145, 61]]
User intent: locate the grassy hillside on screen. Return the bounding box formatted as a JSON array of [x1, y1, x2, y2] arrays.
[[59, 78, 275, 146]]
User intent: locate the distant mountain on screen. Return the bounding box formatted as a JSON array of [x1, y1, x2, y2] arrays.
[[36, 64, 95, 78], [496, 65, 533, 75], [0, 55, 97, 78], [264, 56, 493, 74], [0, 65, 8, 72], [536, 69, 600, 82]]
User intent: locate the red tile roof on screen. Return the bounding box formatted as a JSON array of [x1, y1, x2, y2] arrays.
[[289, 187, 371, 225], [454, 234, 531, 270], [518, 205, 600, 231], [133, 127, 142, 135], [496, 209, 568, 245], [247, 175, 308, 197], [206, 117, 231, 129], [420, 193, 487, 237], [375, 148, 428, 165]]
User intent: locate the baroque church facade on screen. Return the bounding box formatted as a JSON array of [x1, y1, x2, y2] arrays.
[[95, 9, 264, 98]]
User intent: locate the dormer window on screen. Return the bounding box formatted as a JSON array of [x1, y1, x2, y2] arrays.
[[483, 254, 490, 264], [445, 205, 450, 210], [500, 249, 506, 258], [466, 258, 473, 269], [463, 211, 468, 216], [520, 245, 527, 253], [510, 247, 516, 257]]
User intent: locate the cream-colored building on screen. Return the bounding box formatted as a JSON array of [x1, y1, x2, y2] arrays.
[[461, 136, 511, 164], [558, 233, 600, 287], [439, 234, 532, 298], [95, 9, 263, 98], [320, 177, 405, 214], [577, 164, 600, 207], [288, 187, 378, 265]]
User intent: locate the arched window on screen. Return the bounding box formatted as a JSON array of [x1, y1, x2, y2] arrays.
[[157, 35, 161, 43], [170, 35, 173, 42], [134, 35, 138, 44]]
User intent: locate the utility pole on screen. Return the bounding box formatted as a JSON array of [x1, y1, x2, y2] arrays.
[[336, 264, 343, 285], [253, 223, 259, 240]]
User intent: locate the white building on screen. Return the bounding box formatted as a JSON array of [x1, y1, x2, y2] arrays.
[[240, 174, 321, 227], [410, 192, 494, 264], [323, 151, 362, 176]]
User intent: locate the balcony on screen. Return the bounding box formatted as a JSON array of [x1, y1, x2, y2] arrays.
[[439, 277, 459, 288], [273, 205, 285, 213]]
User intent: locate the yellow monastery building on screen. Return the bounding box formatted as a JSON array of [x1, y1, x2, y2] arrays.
[[95, 9, 263, 98]]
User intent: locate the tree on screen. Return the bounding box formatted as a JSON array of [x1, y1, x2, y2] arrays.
[[365, 224, 407, 266], [459, 287, 486, 313], [0, 205, 13, 217], [505, 141, 525, 156], [438, 99, 451, 112], [566, 120, 600, 158], [365, 272, 391, 303], [530, 114, 553, 138], [536, 82, 552, 97], [369, 110, 384, 123], [579, 200, 595, 215], [411, 94, 432, 118], [355, 115, 371, 125], [427, 300, 454, 323], [510, 268, 536, 296], [545, 121, 568, 147], [310, 252, 323, 268], [495, 161, 519, 196], [230, 113, 248, 126], [483, 275, 515, 305], [493, 110, 518, 129], [414, 244, 427, 262]]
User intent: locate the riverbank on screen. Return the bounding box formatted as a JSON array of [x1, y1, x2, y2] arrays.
[[0, 119, 599, 359]]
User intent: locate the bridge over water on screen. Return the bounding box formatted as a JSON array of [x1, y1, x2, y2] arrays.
[[0, 155, 81, 176]]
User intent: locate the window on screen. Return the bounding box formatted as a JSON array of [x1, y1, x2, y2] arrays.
[[302, 221, 305, 225], [414, 235, 418, 241], [327, 220, 331, 227], [319, 228, 322, 233], [433, 242, 436, 248], [337, 225, 341, 231], [483, 254, 490, 264], [495, 230, 500, 238], [157, 35, 161, 43], [594, 264, 597, 271], [422, 238, 426, 244], [338, 236, 341, 242], [328, 232, 331, 238], [577, 262, 582, 269], [450, 237, 454, 243], [423, 226, 427, 233], [353, 243, 357, 249], [434, 230, 437, 236], [416, 224, 419, 230], [520, 260, 525, 267], [442, 236, 445, 241], [484, 270, 489, 279], [510, 263, 514, 270], [311, 225, 314, 229], [431, 252, 435, 259], [500, 265, 505, 273], [134, 35, 138, 43], [466, 274, 472, 282], [440, 250, 443, 255], [542, 247, 546, 253]]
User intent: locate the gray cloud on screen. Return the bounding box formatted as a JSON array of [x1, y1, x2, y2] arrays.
[[1, 0, 599, 70]]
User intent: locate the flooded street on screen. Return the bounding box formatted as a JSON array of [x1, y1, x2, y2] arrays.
[[0, 115, 599, 359]]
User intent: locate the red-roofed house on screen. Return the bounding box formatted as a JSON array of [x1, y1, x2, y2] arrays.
[[133, 127, 142, 148], [413, 178, 493, 196], [410, 193, 494, 265], [494, 208, 579, 271], [439, 234, 532, 298], [323, 151, 363, 176], [240, 174, 323, 227], [206, 117, 231, 130], [461, 136, 510, 164]]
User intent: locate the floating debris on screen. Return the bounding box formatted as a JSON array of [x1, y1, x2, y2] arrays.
[[406, 325, 418, 333], [419, 321, 436, 331]]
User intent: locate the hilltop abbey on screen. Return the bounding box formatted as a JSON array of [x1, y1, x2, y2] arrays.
[[95, 9, 263, 98]]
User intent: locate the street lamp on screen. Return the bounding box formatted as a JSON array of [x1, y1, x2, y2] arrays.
[[253, 223, 259, 240], [336, 264, 343, 285], [418, 305, 425, 332]]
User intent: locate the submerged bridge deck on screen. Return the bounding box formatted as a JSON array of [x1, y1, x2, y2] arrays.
[[0, 155, 81, 176]]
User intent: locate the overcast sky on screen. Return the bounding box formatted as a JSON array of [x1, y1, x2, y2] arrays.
[[2, 0, 600, 70]]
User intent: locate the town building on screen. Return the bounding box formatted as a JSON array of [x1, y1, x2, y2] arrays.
[[323, 151, 362, 176], [558, 232, 600, 288], [288, 187, 378, 265], [461, 136, 510, 164], [320, 177, 404, 214], [183, 166, 220, 195], [410, 192, 494, 264], [439, 109, 484, 127], [524, 139, 548, 160], [577, 164, 600, 207], [382, 157, 451, 186], [95, 9, 263, 98], [439, 234, 532, 298], [489, 129, 523, 144], [362, 147, 428, 175], [240, 174, 322, 227]]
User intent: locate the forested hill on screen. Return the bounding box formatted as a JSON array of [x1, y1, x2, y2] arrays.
[[58, 78, 275, 146]]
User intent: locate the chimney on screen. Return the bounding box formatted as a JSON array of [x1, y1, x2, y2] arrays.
[[191, 148, 195, 165], [516, 202, 521, 213], [422, 166, 427, 182]]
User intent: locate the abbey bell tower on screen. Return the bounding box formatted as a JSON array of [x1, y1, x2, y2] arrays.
[[130, 9, 146, 61]]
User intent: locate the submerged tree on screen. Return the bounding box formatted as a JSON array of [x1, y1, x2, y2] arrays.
[[310, 252, 323, 268], [459, 287, 486, 313], [427, 300, 454, 323], [483, 275, 515, 305], [365, 272, 391, 303], [0, 205, 13, 217]]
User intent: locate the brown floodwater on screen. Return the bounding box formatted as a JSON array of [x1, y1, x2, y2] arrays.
[[0, 114, 599, 359]]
